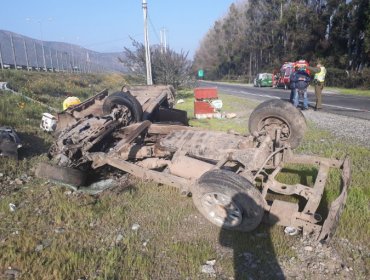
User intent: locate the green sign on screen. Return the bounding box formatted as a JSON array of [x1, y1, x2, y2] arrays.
[[198, 69, 204, 78]]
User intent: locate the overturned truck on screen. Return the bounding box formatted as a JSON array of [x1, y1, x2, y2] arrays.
[[36, 85, 351, 243]]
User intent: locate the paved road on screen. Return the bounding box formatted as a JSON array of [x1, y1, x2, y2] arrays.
[[198, 81, 370, 121]]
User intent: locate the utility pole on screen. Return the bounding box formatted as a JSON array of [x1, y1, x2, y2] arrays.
[[23, 39, 30, 70], [33, 41, 39, 70], [56, 50, 60, 72], [160, 28, 167, 53], [0, 42, 4, 70], [49, 47, 53, 71], [142, 0, 153, 85], [10, 34, 17, 70], [70, 46, 75, 72], [160, 29, 164, 53], [38, 21, 47, 71]]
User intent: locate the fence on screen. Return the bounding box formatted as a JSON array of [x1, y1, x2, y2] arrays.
[[0, 31, 126, 73]]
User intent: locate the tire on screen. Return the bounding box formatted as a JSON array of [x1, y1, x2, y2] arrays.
[[102, 91, 143, 122], [0, 141, 18, 159], [35, 162, 86, 186], [192, 170, 264, 232], [248, 99, 306, 149]]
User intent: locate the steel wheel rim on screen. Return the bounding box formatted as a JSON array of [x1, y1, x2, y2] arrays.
[[258, 116, 291, 142], [201, 192, 242, 227]]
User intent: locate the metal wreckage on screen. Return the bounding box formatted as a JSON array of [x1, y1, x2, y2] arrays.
[[36, 85, 351, 243]]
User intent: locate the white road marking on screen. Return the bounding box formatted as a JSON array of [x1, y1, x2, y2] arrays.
[[226, 89, 370, 113]]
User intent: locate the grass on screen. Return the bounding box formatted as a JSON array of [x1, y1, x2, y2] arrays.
[[326, 87, 370, 97], [0, 73, 369, 279], [0, 70, 130, 110]]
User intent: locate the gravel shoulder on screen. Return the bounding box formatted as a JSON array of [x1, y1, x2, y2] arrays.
[[302, 109, 370, 148]]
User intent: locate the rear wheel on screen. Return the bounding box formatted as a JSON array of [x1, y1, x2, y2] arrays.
[[102, 91, 143, 123], [0, 141, 18, 159], [192, 170, 264, 232], [35, 162, 86, 186], [248, 99, 306, 149]]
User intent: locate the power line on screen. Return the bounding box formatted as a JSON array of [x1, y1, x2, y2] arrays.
[[148, 15, 161, 44], [83, 36, 139, 48]]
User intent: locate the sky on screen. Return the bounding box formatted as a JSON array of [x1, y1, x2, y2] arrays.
[[0, 0, 237, 58]]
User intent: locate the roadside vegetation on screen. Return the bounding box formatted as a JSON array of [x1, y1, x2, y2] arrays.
[[0, 71, 369, 279], [325, 87, 370, 97], [193, 0, 370, 89], [0, 70, 130, 110]]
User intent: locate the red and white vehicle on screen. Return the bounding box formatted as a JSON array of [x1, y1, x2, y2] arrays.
[[274, 60, 311, 90], [274, 62, 295, 89]]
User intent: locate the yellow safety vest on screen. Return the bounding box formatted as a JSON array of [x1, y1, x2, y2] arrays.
[[314, 66, 326, 83]]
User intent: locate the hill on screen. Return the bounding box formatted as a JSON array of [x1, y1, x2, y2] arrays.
[[0, 30, 127, 73]]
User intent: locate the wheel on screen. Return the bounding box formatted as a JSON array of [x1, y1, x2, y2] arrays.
[[192, 170, 264, 232], [35, 162, 86, 186], [248, 99, 306, 149], [0, 141, 18, 159], [102, 91, 143, 123]]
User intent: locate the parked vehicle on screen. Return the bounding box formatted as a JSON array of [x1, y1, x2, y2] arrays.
[[35, 87, 351, 243], [253, 73, 273, 87], [275, 62, 295, 89]]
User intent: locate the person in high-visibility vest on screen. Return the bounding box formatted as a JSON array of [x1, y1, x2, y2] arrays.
[[308, 63, 327, 111]]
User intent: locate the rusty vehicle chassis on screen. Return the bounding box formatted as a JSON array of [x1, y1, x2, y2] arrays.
[[39, 88, 350, 244], [75, 121, 350, 243]]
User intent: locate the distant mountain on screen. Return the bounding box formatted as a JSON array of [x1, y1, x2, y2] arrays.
[[0, 30, 127, 73]]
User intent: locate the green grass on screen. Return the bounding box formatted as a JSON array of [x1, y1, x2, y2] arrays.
[[0, 70, 130, 110], [326, 87, 370, 97], [0, 77, 369, 279]]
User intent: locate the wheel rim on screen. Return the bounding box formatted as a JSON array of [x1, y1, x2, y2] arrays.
[[110, 105, 134, 125], [201, 192, 242, 227], [257, 116, 291, 142]]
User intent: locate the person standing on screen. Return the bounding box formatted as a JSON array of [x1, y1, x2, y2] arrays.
[[289, 69, 296, 103], [292, 64, 311, 110], [308, 63, 327, 110]]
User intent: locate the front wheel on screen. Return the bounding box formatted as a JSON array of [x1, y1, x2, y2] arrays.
[[192, 170, 264, 232], [248, 99, 306, 149]]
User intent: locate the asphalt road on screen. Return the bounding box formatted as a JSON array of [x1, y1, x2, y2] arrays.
[[198, 81, 370, 121]]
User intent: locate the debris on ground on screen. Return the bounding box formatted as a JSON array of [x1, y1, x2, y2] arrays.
[[201, 259, 216, 276]]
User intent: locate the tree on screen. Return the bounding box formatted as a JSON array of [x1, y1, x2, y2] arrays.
[[194, 0, 370, 83], [120, 39, 192, 88]]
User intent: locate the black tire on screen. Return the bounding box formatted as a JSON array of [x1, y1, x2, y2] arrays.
[[192, 170, 264, 232], [248, 99, 306, 149], [0, 141, 18, 159], [102, 91, 143, 122], [35, 162, 86, 186]]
